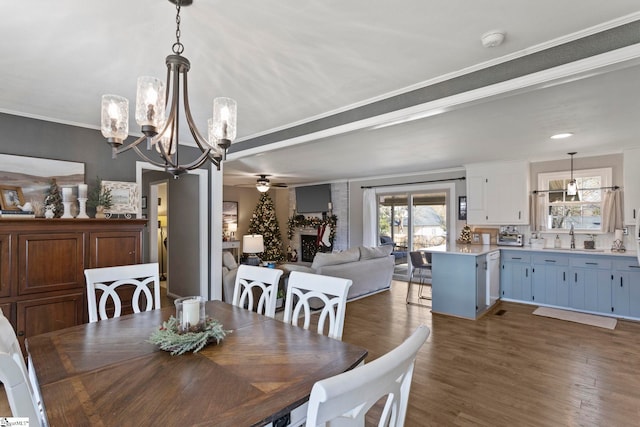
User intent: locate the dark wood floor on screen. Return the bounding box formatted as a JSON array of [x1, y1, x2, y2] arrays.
[[347, 281, 640, 426], [5, 281, 640, 426]]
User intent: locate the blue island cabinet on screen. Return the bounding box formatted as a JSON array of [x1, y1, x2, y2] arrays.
[[431, 252, 487, 319]]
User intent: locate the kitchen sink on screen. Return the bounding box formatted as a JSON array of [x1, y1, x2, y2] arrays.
[[542, 247, 605, 253]]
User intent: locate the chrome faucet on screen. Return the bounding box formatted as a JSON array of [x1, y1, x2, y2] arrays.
[[569, 223, 575, 249]]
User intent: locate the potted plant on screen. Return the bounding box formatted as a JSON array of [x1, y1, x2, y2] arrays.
[[87, 177, 113, 218]]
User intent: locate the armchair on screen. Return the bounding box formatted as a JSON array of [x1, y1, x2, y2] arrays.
[[380, 235, 407, 264]]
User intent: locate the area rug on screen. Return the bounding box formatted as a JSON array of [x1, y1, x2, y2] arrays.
[[532, 307, 617, 329]]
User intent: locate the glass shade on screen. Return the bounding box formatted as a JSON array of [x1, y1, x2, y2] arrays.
[[206, 118, 221, 153], [101, 95, 129, 141], [567, 180, 577, 196], [154, 126, 176, 155], [135, 76, 165, 128], [256, 183, 270, 193], [212, 97, 237, 141]]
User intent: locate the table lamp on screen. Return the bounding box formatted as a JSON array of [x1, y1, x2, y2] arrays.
[[228, 223, 237, 240], [243, 234, 264, 266]]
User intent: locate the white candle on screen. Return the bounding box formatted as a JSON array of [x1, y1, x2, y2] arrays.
[[78, 184, 88, 199], [328, 202, 333, 211], [614, 229, 623, 242], [62, 187, 72, 202], [182, 299, 200, 328]]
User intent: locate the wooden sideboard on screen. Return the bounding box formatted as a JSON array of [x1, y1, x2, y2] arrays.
[[0, 218, 146, 351]]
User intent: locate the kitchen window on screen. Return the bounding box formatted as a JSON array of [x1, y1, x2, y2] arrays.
[[538, 168, 612, 231]]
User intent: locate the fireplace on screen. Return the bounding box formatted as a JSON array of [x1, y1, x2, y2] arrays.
[[300, 234, 318, 263], [300, 233, 333, 262]]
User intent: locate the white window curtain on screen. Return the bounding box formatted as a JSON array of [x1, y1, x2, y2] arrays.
[[362, 188, 377, 247], [602, 188, 623, 232], [529, 192, 546, 232]]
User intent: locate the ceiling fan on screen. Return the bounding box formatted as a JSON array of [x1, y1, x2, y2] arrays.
[[255, 174, 288, 192]]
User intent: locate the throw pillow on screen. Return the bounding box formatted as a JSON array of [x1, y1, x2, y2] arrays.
[[311, 246, 360, 269], [360, 244, 393, 260]]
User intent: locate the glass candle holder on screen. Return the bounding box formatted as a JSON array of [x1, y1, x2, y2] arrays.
[[174, 296, 205, 332]]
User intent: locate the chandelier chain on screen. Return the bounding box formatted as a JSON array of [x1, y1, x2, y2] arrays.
[[172, 1, 184, 55]]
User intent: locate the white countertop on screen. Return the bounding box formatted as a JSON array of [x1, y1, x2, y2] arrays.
[[424, 243, 636, 258]]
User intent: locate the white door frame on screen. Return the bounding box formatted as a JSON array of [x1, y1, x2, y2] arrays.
[[136, 162, 209, 299]]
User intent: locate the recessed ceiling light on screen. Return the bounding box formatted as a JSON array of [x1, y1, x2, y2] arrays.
[[550, 133, 574, 139]]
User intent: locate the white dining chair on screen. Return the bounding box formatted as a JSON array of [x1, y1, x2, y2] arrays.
[[84, 263, 161, 323], [232, 264, 283, 318], [0, 309, 47, 426], [283, 271, 352, 341], [305, 325, 430, 427]]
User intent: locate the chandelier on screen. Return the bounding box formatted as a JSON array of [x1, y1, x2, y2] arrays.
[[100, 0, 237, 177]]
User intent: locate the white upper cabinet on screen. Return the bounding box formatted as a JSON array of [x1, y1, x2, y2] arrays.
[[465, 160, 530, 225], [623, 148, 640, 226]]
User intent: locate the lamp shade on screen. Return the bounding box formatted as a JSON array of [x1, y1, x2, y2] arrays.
[[228, 223, 237, 232], [243, 235, 264, 254]]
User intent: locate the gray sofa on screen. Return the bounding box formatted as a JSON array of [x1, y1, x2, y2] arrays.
[[281, 245, 395, 301]]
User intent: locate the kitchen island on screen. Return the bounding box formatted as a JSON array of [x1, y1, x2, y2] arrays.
[[424, 243, 639, 320], [424, 244, 501, 319]]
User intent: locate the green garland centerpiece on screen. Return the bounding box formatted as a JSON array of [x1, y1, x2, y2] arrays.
[[148, 316, 230, 356]]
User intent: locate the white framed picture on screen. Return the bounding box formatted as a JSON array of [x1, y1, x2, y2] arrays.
[[102, 181, 139, 215]]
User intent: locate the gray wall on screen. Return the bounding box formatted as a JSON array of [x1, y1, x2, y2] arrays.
[[1, 113, 137, 184]]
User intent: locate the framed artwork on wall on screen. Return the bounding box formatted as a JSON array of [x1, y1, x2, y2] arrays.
[[458, 196, 467, 220], [0, 185, 25, 210], [223, 201, 238, 239], [0, 153, 85, 215], [102, 181, 140, 215]]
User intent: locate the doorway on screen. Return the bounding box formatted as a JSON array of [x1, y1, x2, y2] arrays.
[[136, 162, 209, 299], [376, 184, 454, 281]]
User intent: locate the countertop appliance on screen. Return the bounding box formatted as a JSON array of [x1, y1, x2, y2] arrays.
[[497, 232, 524, 246]]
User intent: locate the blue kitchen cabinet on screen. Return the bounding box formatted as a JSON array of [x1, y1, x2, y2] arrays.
[[500, 251, 532, 301], [569, 257, 612, 313], [612, 259, 640, 317], [532, 254, 569, 306], [432, 252, 489, 319]]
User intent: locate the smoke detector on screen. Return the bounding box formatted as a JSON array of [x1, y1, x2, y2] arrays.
[[481, 30, 506, 48]]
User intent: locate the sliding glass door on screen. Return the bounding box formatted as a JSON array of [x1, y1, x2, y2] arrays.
[[378, 190, 447, 280]]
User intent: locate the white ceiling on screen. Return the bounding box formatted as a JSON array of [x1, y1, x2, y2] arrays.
[[2, 1, 640, 188]]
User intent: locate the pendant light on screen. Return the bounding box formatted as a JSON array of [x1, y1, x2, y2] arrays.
[[567, 152, 577, 196], [100, 0, 237, 177]]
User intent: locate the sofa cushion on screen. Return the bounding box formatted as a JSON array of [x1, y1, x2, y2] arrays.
[[360, 244, 393, 260], [222, 251, 238, 270], [311, 247, 360, 269], [280, 263, 316, 275]]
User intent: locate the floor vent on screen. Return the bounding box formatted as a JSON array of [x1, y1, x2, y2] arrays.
[[494, 309, 506, 316]]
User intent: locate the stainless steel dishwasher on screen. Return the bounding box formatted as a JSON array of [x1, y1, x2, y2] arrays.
[[486, 251, 500, 306]]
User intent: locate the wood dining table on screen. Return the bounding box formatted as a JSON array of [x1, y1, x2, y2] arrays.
[[26, 300, 368, 427]]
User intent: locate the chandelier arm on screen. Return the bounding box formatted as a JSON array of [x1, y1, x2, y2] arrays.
[[174, 151, 212, 171], [131, 145, 173, 169], [114, 134, 148, 156], [180, 70, 214, 154]]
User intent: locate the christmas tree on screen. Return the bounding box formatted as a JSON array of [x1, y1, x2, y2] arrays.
[[44, 179, 64, 218], [248, 193, 286, 262]]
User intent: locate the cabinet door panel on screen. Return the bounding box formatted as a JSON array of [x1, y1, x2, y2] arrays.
[[89, 231, 141, 268], [16, 292, 84, 350], [0, 234, 11, 298], [18, 233, 84, 295]]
